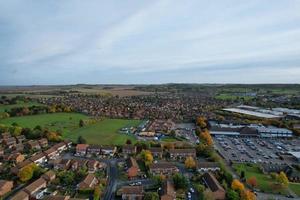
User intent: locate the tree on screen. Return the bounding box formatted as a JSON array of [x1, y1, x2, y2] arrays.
[[144, 192, 159, 200], [139, 150, 153, 166], [79, 119, 84, 127], [241, 190, 256, 200], [126, 139, 132, 145], [196, 143, 213, 157], [199, 130, 213, 146], [185, 156, 196, 169], [196, 116, 207, 129], [276, 171, 289, 187], [18, 164, 37, 182], [77, 136, 87, 144], [226, 189, 240, 200], [173, 174, 188, 190], [94, 185, 102, 200], [194, 183, 205, 194], [231, 179, 245, 192], [247, 177, 257, 188]]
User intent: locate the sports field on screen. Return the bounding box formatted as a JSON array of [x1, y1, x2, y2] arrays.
[[64, 119, 141, 145]]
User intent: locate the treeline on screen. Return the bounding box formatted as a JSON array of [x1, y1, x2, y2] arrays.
[[0, 95, 30, 105], [0, 124, 62, 142]]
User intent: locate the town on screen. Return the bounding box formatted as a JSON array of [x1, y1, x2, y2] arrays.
[[0, 84, 299, 200]]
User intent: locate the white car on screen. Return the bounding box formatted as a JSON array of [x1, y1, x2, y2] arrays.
[[189, 188, 195, 193]]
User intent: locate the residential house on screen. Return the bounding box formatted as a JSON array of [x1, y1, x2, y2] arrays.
[[10, 190, 29, 200], [63, 140, 72, 148], [11, 159, 33, 175], [0, 180, 13, 197], [23, 177, 47, 196], [44, 147, 59, 160], [76, 144, 89, 156], [1, 133, 11, 140], [101, 146, 117, 156], [87, 145, 101, 155], [123, 145, 137, 157], [54, 159, 71, 170], [38, 138, 48, 148], [87, 160, 99, 173], [126, 157, 140, 180], [78, 173, 99, 190], [160, 181, 176, 200], [169, 148, 196, 160], [121, 186, 144, 200], [13, 143, 24, 152], [7, 153, 25, 164], [197, 162, 220, 172], [202, 173, 225, 200], [53, 142, 68, 153], [15, 135, 26, 143], [27, 140, 41, 150], [2, 137, 16, 149], [149, 162, 179, 176], [42, 170, 56, 183], [44, 195, 71, 200], [30, 152, 48, 165], [149, 147, 163, 158]]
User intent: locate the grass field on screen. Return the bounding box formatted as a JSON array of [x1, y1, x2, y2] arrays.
[[233, 163, 289, 195], [0, 101, 43, 112], [64, 119, 141, 145], [0, 113, 89, 134], [290, 183, 300, 196]]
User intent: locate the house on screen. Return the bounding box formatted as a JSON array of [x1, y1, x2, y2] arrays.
[[11, 159, 33, 175], [38, 138, 48, 148], [23, 177, 47, 196], [1, 132, 11, 140], [149, 147, 163, 158], [0, 180, 13, 197], [197, 162, 220, 172], [44, 195, 71, 200], [13, 143, 24, 152], [63, 140, 72, 148], [7, 153, 25, 163], [42, 170, 56, 182], [261, 163, 300, 182], [126, 157, 140, 180], [16, 135, 26, 143], [87, 160, 99, 173], [30, 152, 48, 165], [27, 140, 41, 150], [2, 137, 16, 148], [53, 142, 68, 153], [76, 144, 89, 156], [202, 173, 225, 200], [121, 186, 144, 200], [161, 181, 176, 200], [10, 190, 29, 200], [44, 147, 59, 160], [87, 145, 101, 155], [149, 162, 179, 176], [101, 146, 117, 156], [169, 148, 196, 160], [54, 159, 71, 170], [123, 145, 137, 157], [78, 174, 99, 190]]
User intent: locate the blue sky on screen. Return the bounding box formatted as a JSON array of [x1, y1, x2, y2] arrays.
[[1, 0, 300, 85]]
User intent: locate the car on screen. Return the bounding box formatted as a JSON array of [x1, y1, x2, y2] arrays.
[[187, 192, 192, 199], [189, 188, 195, 193]]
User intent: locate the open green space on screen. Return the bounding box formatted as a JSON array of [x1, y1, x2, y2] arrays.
[[0, 101, 43, 112], [64, 119, 141, 145], [0, 113, 89, 134], [289, 183, 300, 196], [233, 163, 289, 195]]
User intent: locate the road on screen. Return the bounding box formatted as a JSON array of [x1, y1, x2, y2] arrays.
[[103, 159, 118, 200]]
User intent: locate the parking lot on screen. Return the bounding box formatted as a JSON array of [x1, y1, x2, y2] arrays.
[[214, 136, 300, 165]]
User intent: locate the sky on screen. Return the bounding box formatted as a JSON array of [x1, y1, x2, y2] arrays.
[[0, 0, 300, 85]]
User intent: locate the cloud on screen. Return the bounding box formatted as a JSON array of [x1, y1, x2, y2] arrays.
[[0, 0, 300, 84]]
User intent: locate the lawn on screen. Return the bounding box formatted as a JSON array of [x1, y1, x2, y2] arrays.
[[63, 119, 141, 145], [0, 101, 43, 112], [289, 183, 300, 197], [0, 113, 89, 134], [233, 163, 289, 195]]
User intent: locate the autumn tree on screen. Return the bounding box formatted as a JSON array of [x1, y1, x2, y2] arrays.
[[231, 179, 245, 192], [18, 163, 37, 182], [247, 177, 257, 189], [185, 156, 196, 169], [276, 171, 289, 188], [199, 130, 213, 146], [196, 116, 207, 129], [140, 150, 153, 166], [241, 190, 256, 200]]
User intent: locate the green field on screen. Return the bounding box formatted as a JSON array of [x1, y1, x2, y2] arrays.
[[0, 101, 43, 112], [233, 163, 289, 195], [290, 183, 300, 196], [0, 113, 89, 134], [64, 119, 141, 145]]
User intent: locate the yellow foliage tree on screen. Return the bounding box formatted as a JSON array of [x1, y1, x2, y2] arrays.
[[196, 116, 207, 129], [200, 130, 213, 146], [277, 171, 289, 187], [140, 150, 153, 166], [185, 156, 196, 169], [18, 164, 37, 182], [231, 179, 245, 192], [241, 189, 256, 200]]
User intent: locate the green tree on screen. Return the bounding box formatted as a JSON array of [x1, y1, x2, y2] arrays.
[[226, 189, 240, 200], [79, 119, 84, 127], [144, 192, 159, 200], [173, 173, 188, 190]]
